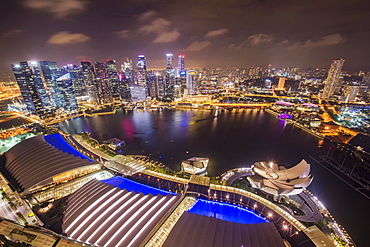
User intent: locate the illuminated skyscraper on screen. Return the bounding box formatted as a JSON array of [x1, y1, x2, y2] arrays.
[[276, 77, 286, 90], [106, 60, 120, 100], [11, 61, 50, 116], [122, 59, 134, 85], [61, 64, 85, 97], [186, 70, 196, 95], [120, 59, 133, 102], [322, 59, 345, 99], [55, 72, 78, 112], [81, 61, 99, 104], [94, 61, 113, 104], [137, 55, 147, 86], [39, 61, 60, 108], [178, 55, 185, 72], [166, 54, 173, 70]]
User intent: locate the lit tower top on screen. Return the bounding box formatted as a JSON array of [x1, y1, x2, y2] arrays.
[[166, 54, 173, 70], [137, 55, 147, 70], [137, 54, 147, 86], [178, 54, 185, 72]]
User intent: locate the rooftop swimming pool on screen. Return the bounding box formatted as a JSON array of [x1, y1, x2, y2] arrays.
[[188, 199, 268, 224], [102, 176, 175, 196]]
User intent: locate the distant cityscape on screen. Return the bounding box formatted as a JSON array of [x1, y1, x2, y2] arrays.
[[1, 55, 370, 247], [0, 56, 368, 119]]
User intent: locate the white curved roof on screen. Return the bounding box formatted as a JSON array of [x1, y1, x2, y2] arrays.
[[4, 135, 96, 192], [62, 180, 181, 247]]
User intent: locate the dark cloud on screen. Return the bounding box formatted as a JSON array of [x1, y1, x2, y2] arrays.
[[47, 31, 90, 44], [289, 33, 346, 50], [115, 30, 130, 39], [0, 0, 369, 73], [205, 28, 229, 38], [247, 34, 274, 45], [23, 0, 89, 19], [184, 41, 211, 52], [0, 29, 23, 38]]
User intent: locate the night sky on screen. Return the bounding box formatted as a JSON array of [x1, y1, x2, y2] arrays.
[[1, 0, 370, 74]]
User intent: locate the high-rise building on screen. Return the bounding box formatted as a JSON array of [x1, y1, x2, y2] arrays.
[[137, 55, 147, 86], [120, 59, 134, 102], [122, 59, 134, 85], [55, 72, 78, 112], [178, 55, 185, 72], [106, 60, 120, 100], [61, 64, 86, 97], [81, 61, 99, 104], [39, 61, 60, 108], [343, 85, 360, 103], [148, 74, 158, 98], [118, 73, 131, 102], [11, 61, 50, 116], [94, 61, 113, 105], [130, 85, 146, 102], [276, 77, 286, 90], [186, 70, 196, 96], [322, 59, 345, 99], [166, 54, 173, 70]]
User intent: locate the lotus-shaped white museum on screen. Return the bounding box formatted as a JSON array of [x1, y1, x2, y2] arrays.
[[247, 159, 313, 196]]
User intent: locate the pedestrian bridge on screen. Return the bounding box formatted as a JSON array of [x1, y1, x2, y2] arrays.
[[220, 167, 254, 186]]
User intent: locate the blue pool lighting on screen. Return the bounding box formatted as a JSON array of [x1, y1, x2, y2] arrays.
[[44, 133, 93, 161], [102, 176, 175, 196], [188, 199, 268, 224]]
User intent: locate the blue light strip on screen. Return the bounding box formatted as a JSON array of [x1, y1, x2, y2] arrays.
[[102, 176, 176, 196], [44, 133, 93, 162], [188, 198, 268, 224]]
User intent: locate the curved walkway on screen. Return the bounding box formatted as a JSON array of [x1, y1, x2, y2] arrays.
[[220, 167, 254, 186]]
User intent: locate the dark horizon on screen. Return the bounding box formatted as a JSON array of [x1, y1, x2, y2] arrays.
[[1, 0, 370, 75]]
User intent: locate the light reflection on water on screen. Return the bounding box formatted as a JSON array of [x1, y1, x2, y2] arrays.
[[57, 108, 321, 175]]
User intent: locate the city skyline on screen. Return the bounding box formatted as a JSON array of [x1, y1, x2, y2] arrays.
[[1, 0, 370, 75]]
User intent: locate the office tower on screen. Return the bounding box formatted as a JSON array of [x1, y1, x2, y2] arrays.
[[148, 74, 158, 98], [322, 59, 345, 99], [157, 74, 166, 99], [165, 54, 175, 100], [179, 70, 187, 97], [118, 73, 131, 102], [166, 54, 173, 70], [81, 61, 99, 104], [55, 72, 78, 112], [276, 77, 286, 90], [94, 61, 113, 105], [122, 59, 134, 85], [61, 64, 86, 97], [148, 72, 165, 99], [130, 85, 147, 102], [186, 70, 196, 95], [120, 59, 134, 102], [39, 61, 61, 108], [11, 61, 50, 116], [106, 60, 120, 100], [137, 55, 147, 86], [178, 55, 185, 72]]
